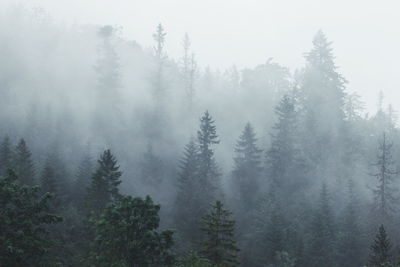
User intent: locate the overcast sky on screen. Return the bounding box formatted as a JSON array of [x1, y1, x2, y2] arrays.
[[3, 0, 400, 113]]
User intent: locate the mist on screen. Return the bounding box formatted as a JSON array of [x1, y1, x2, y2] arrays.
[[1, 2, 400, 267]]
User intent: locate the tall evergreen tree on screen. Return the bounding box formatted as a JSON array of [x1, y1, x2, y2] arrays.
[[139, 143, 164, 188], [368, 225, 392, 267], [307, 183, 336, 267], [370, 132, 397, 225], [231, 122, 262, 209], [0, 135, 12, 176], [200, 200, 240, 267], [180, 33, 197, 108], [86, 149, 122, 214], [13, 138, 35, 186], [72, 153, 93, 209]]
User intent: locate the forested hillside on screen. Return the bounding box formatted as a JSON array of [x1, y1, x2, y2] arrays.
[[1, 6, 400, 267]]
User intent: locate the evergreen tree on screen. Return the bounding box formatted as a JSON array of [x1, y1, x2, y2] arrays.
[[197, 110, 221, 214], [13, 138, 35, 186], [0, 170, 61, 266], [232, 122, 262, 209], [89, 195, 175, 266], [72, 153, 93, 209], [174, 138, 201, 250], [152, 23, 167, 101], [180, 33, 197, 108], [40, 160, 58, 197], [200, 200, 240, 266], [139, 143, 164, 188], [370, 132, 397, 225], [0, 135, 12, 176], [307, 183, 336, 267], [86, 149, 122, 214], [368, 225, 392, 267]]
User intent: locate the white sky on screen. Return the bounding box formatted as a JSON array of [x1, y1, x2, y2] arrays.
[[3, 0, 400, 113]]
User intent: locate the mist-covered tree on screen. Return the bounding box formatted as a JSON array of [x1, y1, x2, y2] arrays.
[[40, 160, 58, 197], [89, 195, 175, 267], [152, 23, 167, 101], [72, 153, 94, 209], [200, 200, 240, 266], [180, 33, 197, 108], [86, 149, 122, 214], [370, 133, 397, 225], [368, 225, 392, 267], [0, 135, 12, 176], [139, 143, 164, 188], [197, 111, 222, 215], [174, 138, 201, 250], [0, 170, 61, 266], [231, 122, 262, 210], [13, 138, 35, 186], [175, 251, 212, 267], [306, 183, 336, 267]]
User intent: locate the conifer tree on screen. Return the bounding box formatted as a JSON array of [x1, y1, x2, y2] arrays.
[[232, 122, 262, 209], [368, 225, 392, 267], [174, 138, 201, 250], [307, 183, 335, 267], [139, 143, 164, 188], [13, 138, 35, 186], [72, 153, 93, 209], [86, 149, 122, 214], [40, 161, 58, 196], [0, 135, 12, 176], [370, 132, 397, 225], [200, 200, 240, 266]]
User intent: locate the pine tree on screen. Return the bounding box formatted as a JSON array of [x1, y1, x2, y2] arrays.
[[13, 138, 35, 186], [232, 122, 262, 210], [40, 161, 58, 196], [0, 135, 12, 176], [139, 143, 164, 188], [368, 225, 392, 267], [174, 138, 201, 250], [307, 183, 335, 267], [200, 200, 240, 266], [72, 153, 93, 209], [86, 149, 122, 214], [197, 111, 221, 216], [181, 33, 197, 108], [370, 132, 397, 225], [152, 23, 167, 100]]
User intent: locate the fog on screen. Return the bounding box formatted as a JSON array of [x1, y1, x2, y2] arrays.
[[1, 1, 400, 266]]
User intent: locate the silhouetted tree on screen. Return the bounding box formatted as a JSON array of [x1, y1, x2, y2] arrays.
[[368, 225, 392, 267], [13, 138, 35, 186]]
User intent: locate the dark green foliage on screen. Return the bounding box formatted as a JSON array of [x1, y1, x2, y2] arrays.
[[200, 200, 240, 266], [0, 135, 13, 176], [13, 138, 35, 186], [0, 170, 61, 266], [86, 149, 122, 214], [175, 251, 211, 267], [89, 195, 175, 267], [368, 225, 392, 267]]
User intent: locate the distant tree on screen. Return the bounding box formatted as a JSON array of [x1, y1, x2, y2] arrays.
[[370, 132, 397, 225], [0, 135, 12, 176], [180, 33, 197, 108], [13, 138, 35, 186], [152, 23, 167, 100], [40, 160, 58, 197], [0, 170, 61, 266], [197, 110, 221, 213], [175, 251, 211, 267], [231, 122, 262, 210], [72, 153, 94, 209], [200, 200, 240, 267], [174, 138, 201, 250], [307, 183, 336, 267], [86, 149, 122, 214], [139, 143, 164, 188], [368, 225, 392, 267], [89, 195, 175, 266]]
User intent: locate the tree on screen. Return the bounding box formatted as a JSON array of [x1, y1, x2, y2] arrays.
[[180, 33, 197, 108], [0, 170, 61, 266], [139, 143, 164, 188], [0, 135, 12, 176], [152, 23, 167, 100], [231, 122, 262, 210], [174, 138, 201, 250], [89, 195, 175, 267], [368, 225, 392, 267], [13, 138, 35, 186], [175, 251, 211, 267], [307, 183, 336, 267], [370, 132, 397, 225], [72, 153, 94, 209], [197, 110, 221, 212], [86, 149, 122, 214], [200, 200, 240, 267]]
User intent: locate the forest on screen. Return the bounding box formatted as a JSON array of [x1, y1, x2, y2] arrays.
[[1, 5, 400, 267]]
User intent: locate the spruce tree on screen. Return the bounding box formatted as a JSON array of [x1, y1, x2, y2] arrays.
[[368, 225, 392, 267], [86, 149, 122, 214], [232, 122, 262, 210], [72, 153, 93, 209], [174, 138, 201, 250], [0, 135, 12, 176], [370, 132, 397, 225], [13, 138, 35, 186], [200, 200, 240, 266], [139, 143, 164, 188]]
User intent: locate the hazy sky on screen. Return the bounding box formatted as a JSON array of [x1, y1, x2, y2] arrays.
[[4, 0, 400, 113]]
